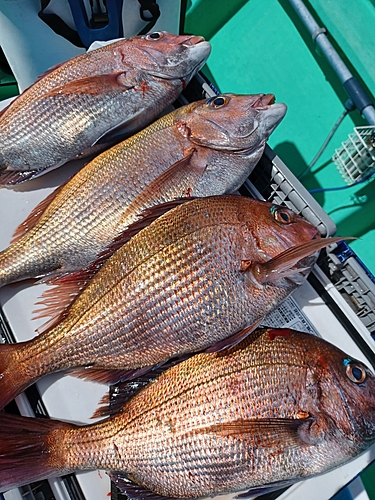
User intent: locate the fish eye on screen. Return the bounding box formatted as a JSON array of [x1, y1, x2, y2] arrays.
[[346, 363, 366, 384], [145, 32, 163, 40], [205, 96, 229, 109], [271, 206, 294, 224]]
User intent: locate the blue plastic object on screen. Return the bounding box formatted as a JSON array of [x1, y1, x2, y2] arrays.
[[68, 0, 124, 47]]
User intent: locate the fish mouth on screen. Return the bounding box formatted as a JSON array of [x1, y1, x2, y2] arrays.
[[137, 36, 210, 79], [181, 35, 206, 46], [252, 94, 276, 109]]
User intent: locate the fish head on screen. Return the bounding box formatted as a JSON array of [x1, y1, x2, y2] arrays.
[[240, 199, 320, 276], [303, 336, 375, 450], [176, 93, 286, 152], [238, 199, 353, 286], [121, 31, 211, 81]]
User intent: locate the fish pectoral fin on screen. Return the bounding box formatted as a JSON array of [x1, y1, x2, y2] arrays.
[[42, 72, 135, 98], [109, 472, 183, 500], [198, 417, 315, 448], [121, 150, 199, 215], [246, 237, 355, 285], [235, 480, 296, 499], [204, 320, 264, 353], [93, 108, 146, 146]]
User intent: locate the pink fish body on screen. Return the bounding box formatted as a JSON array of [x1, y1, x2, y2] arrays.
[[0, 328, 374, 497], [0, 195, 347, 409]]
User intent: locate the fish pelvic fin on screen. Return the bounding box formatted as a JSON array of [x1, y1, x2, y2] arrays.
[[109, 472, 187, 500], [0, 168, 42, 186], [0, 343, 39, 410], [244, 236, 355, 285], [0, 412, 73, 492]]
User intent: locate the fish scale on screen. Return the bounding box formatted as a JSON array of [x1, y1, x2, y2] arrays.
[[25, 328, 371, 499], [0, 32, 211, 183], [0, 93, 285, 288], [0, 194, 346, 410]]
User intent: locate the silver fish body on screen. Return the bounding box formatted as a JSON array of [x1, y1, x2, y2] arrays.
[[0, 194, 343, 410], [0, 31, 211, 184], [0, 93, 286, 287]]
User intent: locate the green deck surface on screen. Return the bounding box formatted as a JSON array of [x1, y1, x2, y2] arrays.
[[185, 0, 375, 273], [185, 1, 375, 495]]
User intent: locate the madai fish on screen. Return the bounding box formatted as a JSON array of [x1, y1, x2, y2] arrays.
[[0, 195, 348, 409], [0, 31, 211, 185], [0, 328, 374, 497], [0, 93, 286, 289]]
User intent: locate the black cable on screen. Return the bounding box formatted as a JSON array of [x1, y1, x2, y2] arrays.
[[298, 107, 350, 180]]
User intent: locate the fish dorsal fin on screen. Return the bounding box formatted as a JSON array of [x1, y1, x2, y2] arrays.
[[33, 198, 193, 330], [91, 357, 191, 419], [204, 319, 264, 353], [109, 473, 187, 500], [42, 72, 134, 98], [0, 100, 14, 118], [90, 366, 156, 418], [11, 182, 68, 243], [35, 61, 67, 81]]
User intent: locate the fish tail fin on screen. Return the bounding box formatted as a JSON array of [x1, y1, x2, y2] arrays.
[[0, 343, 36, 410], [0, 412, 74, 492]]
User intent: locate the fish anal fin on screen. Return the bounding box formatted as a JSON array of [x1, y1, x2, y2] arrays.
[[43, 72, 134, 98], [235, 481, 295, 499], [11, 181, 69, 243], [109, 472, 187, 500], [205, 319, 264, 353]]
